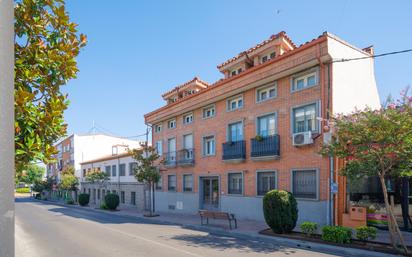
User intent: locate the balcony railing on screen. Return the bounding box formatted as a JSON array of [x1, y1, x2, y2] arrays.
[[251, 134, 280, 158], [222, 140, 246, 161], [164, 151, 177, 167], [177, 148, 195, 166]]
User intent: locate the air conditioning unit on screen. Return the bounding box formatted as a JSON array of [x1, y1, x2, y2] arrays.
[[293, 131, 313, 146]]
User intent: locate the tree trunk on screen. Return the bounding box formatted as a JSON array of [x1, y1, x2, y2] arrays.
[[379, 175, 408, 255]]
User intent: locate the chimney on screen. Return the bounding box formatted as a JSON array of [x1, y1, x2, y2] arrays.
[[362, 45, 374, 55]]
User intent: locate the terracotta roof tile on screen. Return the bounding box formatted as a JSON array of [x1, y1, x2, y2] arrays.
[[216, 31, 297, 69], [161, 76, 209, 98]]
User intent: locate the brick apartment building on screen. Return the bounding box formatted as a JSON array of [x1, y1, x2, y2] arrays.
[[144, 31, 380, 226]]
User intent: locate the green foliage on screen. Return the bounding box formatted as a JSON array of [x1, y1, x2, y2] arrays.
[[130, 144, 162, 184], [14, 0, 87, 171], [100, 202, 108, 210], [85, 168, 109, 185], [59, 172, 78, 191], [104, 193, 119, 210], [32, 180, 46, 192], [78, 193, 89, 206], [66, 199, 74, 205], [300, 222, 318, 237], [263, 190, 298, 234], [16, 164, 45, 184], [16, 187, 30, 193], [355, 226, 377, 241], [321, 226, 352, 244], [62, 165, 75, 175]]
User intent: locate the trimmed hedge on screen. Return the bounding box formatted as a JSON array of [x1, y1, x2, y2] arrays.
[[355, 226, 377, 241], [104, 193, 119, 210], [16, 187, 30, 193], [300, 221, 318, 237], [78, 193, 90, 206], [322, 226, 352, 244], [263, 190, 298, 234]]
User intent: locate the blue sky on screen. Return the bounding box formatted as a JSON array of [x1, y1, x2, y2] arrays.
[[64, 0, 412, 139]]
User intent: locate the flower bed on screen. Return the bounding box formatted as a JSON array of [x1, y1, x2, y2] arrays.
[[259, 228, 412, 255]]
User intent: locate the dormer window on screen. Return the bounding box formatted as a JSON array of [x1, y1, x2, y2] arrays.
[[230, 68, 243, 77], [261, 52, 276, 64], [183, 113, 193, 124]]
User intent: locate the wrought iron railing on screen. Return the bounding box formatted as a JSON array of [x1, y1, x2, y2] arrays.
[[177, 148, 195, 166], [251, 134, 280, 158], [222, 140, 246, 160]]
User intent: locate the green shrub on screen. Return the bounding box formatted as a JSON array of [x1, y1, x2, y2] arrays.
[[100, 202, 108, 210], [16, 187, 30, 193], [263, 190, 298, 234], [322, 226, 352, 244], [300, 222, 318, 237], [355, 226, 377, 241], [78, 193, 90, 206], [66, 199, 74, 205], [105, 193, 119, 210]]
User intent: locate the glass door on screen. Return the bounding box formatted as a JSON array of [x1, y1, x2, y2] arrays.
[[201, 177, 219, 210]]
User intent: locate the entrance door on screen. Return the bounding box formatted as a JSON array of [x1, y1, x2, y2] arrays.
[[201, 177, 219, 210]]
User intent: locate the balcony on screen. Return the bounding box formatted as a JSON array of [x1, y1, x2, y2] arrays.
[[222, 140, 246, 162], [177, 148, 195, 166], [251, 134, 280, 160], [164, 152, 177, 167]]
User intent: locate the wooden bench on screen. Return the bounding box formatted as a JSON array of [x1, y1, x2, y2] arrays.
[[198, 210, 237, 229]]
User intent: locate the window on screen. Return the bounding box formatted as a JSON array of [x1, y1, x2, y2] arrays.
[[292, 69, 318, 91], [228, 173, 242, 194], [131, 192, 136, 205], [202, 105, 215, 118], [167, 138, 176, 163], [168, 119, 176, 129], [256, 84, 277, 102], [97, 189, 100, 200], [119, 163, 126, 176], [168, 175, 176, 191], [111, 165, 117, 177], [231, 68, 242, 76], [129, 162, 137, 176], [293, 103, 317, 133], [82, 169, 86, 177], [203, 136, 215, 156], [261, 52, 276, 63], [105, 166, 111, 176], [183, 134, 194, 160], [183, 113, 193, 124], [228, 121, 243, 142], [227, 96, 243, 111], [292, 169, 317, 199], [155, 140, 163, 156], [102, 189, 105, 197], [257, 171, 276, 196], [112, 190, 117, 195], [121, 191, 125, 204], [183, 174, 193, 192], [156, 176, 162, 190], [257, 113, 276, 137], [154, 124, 162, 133]]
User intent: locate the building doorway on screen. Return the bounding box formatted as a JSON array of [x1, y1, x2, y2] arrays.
[[200, 177, 219, 210]]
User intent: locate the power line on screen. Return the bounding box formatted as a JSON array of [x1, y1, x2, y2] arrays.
[[331, 48, 412, 63]]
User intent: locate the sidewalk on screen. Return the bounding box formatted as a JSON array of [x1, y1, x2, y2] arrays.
[[33, 198, 400, 257]]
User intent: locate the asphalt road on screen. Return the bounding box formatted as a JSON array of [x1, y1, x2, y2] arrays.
[[15, 197, 339, 257]]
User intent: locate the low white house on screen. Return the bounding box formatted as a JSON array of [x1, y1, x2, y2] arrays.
[[80, 151, 146, 211]]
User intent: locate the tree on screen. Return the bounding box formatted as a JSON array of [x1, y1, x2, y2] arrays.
[[59, 172, 78, 191], [321, 90, 412, 255], [16, 164, 45, 184], [14, 0, 87, 172], [130, 144, 162, 216], [85, 168, 110, 200]]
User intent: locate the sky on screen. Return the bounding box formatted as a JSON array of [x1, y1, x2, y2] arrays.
[[64, 0, 412, 139]]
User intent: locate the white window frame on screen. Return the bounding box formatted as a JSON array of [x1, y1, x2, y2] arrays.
[[156, 175, 163, 190], [155, 140, 163, 156], [291, 67, 319, 92], [260, 51, 276, 64], [183, 112, 193, 124], [291, 101, 320, 134], [227, 120, 244, 142], [167, 119, 176, 129], [154, 124, 162, 133], [227, 95, 243, 112], [256, 170, 277, 196], [168, 174, 177, 192], [119, 163, 126, 176], [202, 135, 215, 156], [256, 112, 277, 137], [290, 168, 319, 200], [227, 171, 243, 195], [256, 82, 277, 103], [202, 105, 216, 119]]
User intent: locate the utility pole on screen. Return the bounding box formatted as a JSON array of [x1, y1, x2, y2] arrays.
[[0, 1, 15, 256]]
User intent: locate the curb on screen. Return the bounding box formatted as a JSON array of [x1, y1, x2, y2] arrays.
[[32, 198, 397, 257]]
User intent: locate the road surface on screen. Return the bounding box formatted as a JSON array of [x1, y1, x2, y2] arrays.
[[15, 197, 339, 257]]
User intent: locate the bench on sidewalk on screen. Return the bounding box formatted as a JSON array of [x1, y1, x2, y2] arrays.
[[198, 210, 237, 229]]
